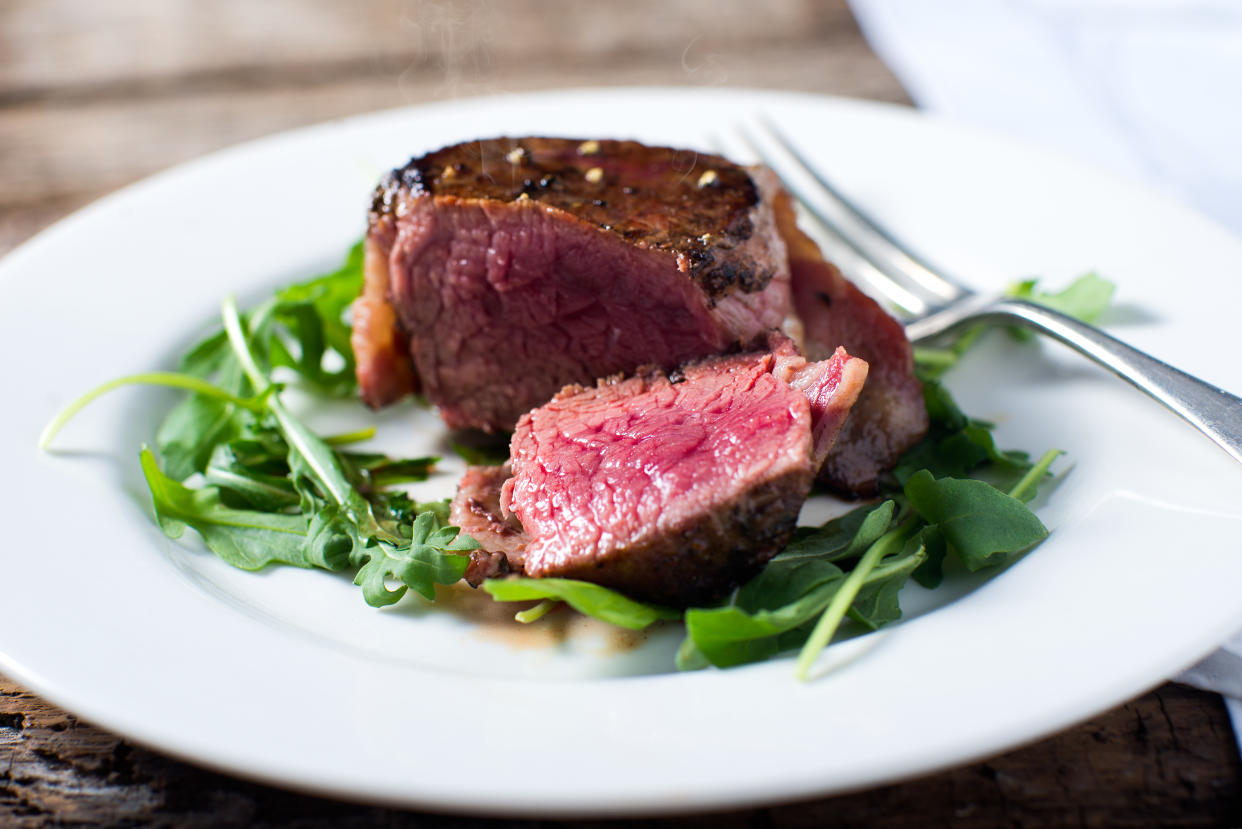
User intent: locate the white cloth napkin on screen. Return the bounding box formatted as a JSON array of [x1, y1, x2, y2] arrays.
[[848, 0, 1242, 733]]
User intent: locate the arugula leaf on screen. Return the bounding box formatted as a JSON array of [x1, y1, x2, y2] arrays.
[[732, 502, 895, 610], [773, 502, 894, 567], [914, 272, 1117, 377], [682, 580, 841, 668], [352, 512, 477, 606], [1010, 271, 1114, 325], [178, 329, 234, 378], [205, 443, 301, 512], [911, 524, 949, 589], [272, 241, 364, 395], [157, 307, 269, 480], [903, 470, 1047, 572], [482, 577, 679, 630], [156, 391, 247, 481], [218, 295, 474, 605], [340, 452, 437, 488], [222, 295, 377, 523], [154, 243, 365, 479], [305, 506, 360, 571], [892, 374, 1034, 488], [140, 447, 312, 570], [680, 501, 906, 669], [43, 244, 479, 619], [56, 279, 472, 609]]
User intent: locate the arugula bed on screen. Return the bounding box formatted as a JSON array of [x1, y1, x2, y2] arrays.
[[41, 242, 1112, 679]]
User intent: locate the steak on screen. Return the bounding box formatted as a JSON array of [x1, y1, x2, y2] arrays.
[[355, 137, 792, 432], [449, 462, 526, 586], [454, 334, 867, 607], [772, 190, 929, 496]]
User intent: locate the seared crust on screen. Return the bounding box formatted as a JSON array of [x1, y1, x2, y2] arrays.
[[352, 230, 418, 408], [370, 137, 778, 301], [355, 137, 792, 429]]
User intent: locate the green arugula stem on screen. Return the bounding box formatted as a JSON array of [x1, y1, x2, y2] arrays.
[[1008, 448, 1063, 502], [220, 295, 393, 543], [515, 599, 559, 624], [322, 427, 377, 446], [39, 372, 267, 449], [795, 519, 920, 681], [272, 400, 358, 514], [866, 544, 927, 583], [220, 295, 272, 392], [911, 347, 958, 369], [141, 448, 307, 538]]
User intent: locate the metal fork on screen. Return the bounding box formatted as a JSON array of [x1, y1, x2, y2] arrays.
[[732, 119, 1242, 467]]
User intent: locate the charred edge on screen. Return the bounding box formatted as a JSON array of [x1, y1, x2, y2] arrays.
[[465, 549, 510, 587], [369, 170, 403, 221], [370, 157, 437, 220], [693, 260, 776, 300], [681, 210, 772, 299]]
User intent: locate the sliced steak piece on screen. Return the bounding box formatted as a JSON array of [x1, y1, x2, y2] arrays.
[[354, 137, 791, 431], [489, 333, 866, 607], [449, 462, 527, 586], [773, 190, 928, 497]]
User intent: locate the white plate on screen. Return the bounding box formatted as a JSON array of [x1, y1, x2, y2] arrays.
[[4, 88, 1242, 816]]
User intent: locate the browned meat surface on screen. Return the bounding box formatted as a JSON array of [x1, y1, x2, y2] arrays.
[[352, 232, 418, 403], [772, 190, 928, 496], [471, 334, 866, 606], [353, 137, 790, 431], [461, 549, 509, 588]]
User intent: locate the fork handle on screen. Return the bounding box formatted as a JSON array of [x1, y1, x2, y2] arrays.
[[914, 296, 1242, 466]]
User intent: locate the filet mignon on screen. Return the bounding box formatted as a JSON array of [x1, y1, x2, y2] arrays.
[[456, 334, 867, 606], [355, 137, 792, 432]]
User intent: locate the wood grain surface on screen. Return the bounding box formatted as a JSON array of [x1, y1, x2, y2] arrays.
[[2, 1, 1239, 825]]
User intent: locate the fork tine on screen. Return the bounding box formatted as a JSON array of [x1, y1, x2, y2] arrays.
[[743, 117, 965, 310], [713, 128, 926, 314], [706, 131, 752, 165], [725, 126, 927, 316]]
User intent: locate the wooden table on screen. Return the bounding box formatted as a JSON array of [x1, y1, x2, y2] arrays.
[[2, 1, 1239, 825]]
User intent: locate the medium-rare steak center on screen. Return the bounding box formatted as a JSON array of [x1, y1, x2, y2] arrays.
[[355, 137, 792, 432], [456, 334, 867, 607]]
